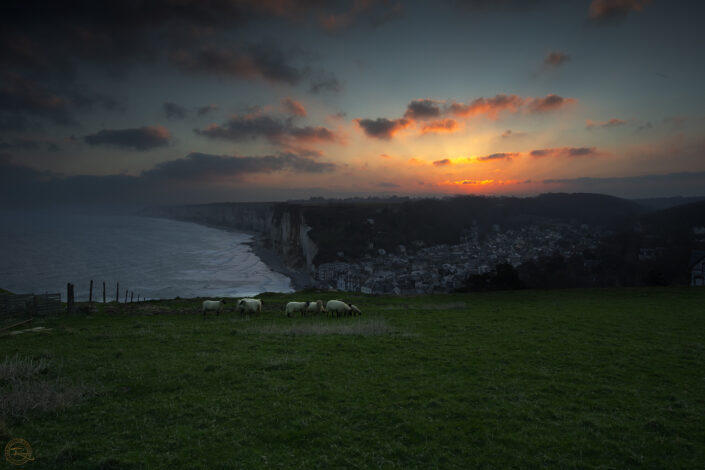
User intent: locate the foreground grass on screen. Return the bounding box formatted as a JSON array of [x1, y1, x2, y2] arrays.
[[1, 288, 704, 469]]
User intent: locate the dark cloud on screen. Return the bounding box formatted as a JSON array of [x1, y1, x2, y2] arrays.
[[527, 94, 575, 113], [377, 181, 400, 188], [196, 104, 219, 116], [0, 73, 74, 126], [0, 114, 29, 131], [544, 51, 570, 67], [317, 0, 403, 31], [476, 152, 518, 161], [0, 138, 38, 151], [568, 147, 596, 157], [163, 102, 189, 119], [586, 118, 627, 130], [404, 99, 442, 119], [0, 137, 59, 152], [500, 129, 526, 139], [433, 159, 451, 166], [280, 147, 324, 158], [195, 115, 339, 144], [1, 2, 343, 109], [0, 73, 122, 130], [531, 147, 599, 158], [309, 71, 341, 93], [449, 0, 549, 11], [355, 117, 411, 139], [69, 90, 123, 112], [143, 152, 335, 180], [589, 0, 651, 21], [84, 125, 171, 150], [171, 43, 342, 92], [0, 149, 337, 209], [170, 43, 303, 85], [282, 98, 307, 117]]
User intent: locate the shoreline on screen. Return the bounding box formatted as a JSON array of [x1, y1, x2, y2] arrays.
[[168, 217, 315, 292], [243, 234, 315, 292]]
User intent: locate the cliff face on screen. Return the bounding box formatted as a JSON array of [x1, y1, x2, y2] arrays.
[[152, 203, 318, 273]]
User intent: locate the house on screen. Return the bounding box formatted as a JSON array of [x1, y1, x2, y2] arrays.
[[690, 251, 705, 286]]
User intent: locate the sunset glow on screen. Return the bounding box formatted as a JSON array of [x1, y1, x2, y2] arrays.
[[1, 0, 704, 208]]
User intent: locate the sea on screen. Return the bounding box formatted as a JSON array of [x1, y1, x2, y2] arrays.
[[0, 212, 293, 301]]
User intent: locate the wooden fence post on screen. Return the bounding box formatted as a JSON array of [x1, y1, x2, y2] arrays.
[[67, 283, 74, 313], [124, 290, 128, 304], [89, 280, 93, 303], [116, 283, 119, 303], [130, 292, 134, 303], [103, 282, 106, 304]]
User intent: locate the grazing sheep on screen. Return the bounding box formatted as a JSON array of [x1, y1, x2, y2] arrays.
[[350, 304, 362, 316], [202, 300, 225, 316], [285, 301, 309, 317], [237, 298, 262, 314], [325, 299, 351, 317], [306, 300, 325, 315]]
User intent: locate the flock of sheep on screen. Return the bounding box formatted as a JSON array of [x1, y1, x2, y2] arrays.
[[201, 298, 362, 317]]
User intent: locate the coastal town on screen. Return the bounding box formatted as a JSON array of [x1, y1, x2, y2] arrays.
[[314, 222, 606, 294]]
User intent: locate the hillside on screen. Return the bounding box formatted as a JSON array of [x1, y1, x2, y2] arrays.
[[1, 288, 704, 468], [302, 193, 645, 264]]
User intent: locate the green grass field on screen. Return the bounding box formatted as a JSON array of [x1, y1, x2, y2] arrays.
[[1, 288, 704, 469]]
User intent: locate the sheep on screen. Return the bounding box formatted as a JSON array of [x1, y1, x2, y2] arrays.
[[306, 300, 325, 315], [325, 299, 351, 317], [350, 304, 362, 316], [202, 300, 225, 316], [285, 301, 309, 317], [237, 298, 262, 315]]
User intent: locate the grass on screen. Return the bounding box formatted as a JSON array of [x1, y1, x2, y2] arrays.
[[0, 354, 91, 420], [0, 287, 704, 468]]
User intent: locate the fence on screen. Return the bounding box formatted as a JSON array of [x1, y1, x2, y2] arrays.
[[0, 292, 63, 317]]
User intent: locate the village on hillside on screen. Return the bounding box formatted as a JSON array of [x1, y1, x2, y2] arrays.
[[315, 222, 607, 294]]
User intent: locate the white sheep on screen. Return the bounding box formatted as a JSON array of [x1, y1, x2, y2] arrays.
[[237, 298, 262, 314], [285, 301, 309, 317], [325, 299, 351, 317], [306, 300, 325, 315], [350, 304, 362, 316], [202, 300, 225, 316]]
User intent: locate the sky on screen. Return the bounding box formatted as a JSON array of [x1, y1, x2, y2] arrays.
[[1, 0, 704, 208]]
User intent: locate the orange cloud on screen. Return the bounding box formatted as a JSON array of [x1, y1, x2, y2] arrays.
[[438, 179, 524, 186], [420, 119, 459, 134], [358, 92, 576, 139], [589, 0, 651, 20], [527, 94, 576, 113], [449, 94, 524, 119], [586, 118, 627, 130], [544, 51, 570, 68], [281, 97, 307, 117]]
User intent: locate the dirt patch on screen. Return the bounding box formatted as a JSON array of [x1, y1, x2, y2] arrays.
[[246, 318, 400, 336]]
